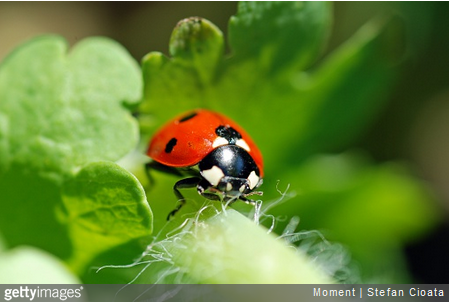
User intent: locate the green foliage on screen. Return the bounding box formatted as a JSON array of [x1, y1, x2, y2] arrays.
[[167, 210, 333, 284], [270, 152, 439, 282], [0, 36, 141, 178], [228, 2, 331, 73], [0, 36, 151, 278], [139, 1, 440, 284], [0, 246, 80, 283], [61, 161, 152, 273], [0, 2, 441, 286]]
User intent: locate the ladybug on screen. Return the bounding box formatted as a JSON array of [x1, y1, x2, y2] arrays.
[[147, 109, 264, 219]]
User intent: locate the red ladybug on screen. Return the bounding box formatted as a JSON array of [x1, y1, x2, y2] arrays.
[[147, 109, 264, 219]]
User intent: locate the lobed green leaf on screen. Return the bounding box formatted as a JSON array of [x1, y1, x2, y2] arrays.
[[0, 36, 141, 179], [61, 162, 152, 274], [0, 36, 150, 277]]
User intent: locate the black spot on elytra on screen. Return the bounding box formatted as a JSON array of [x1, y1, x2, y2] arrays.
[[215, 125, 242, 144], [165, 138, 177, 153], [179, 112, 197, 122]]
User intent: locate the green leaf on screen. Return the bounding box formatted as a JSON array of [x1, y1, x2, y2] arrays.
[[0, 166, 71, 258], [216, 16, 399, 174], [229, 1, 331, 74], [140, 18, 225, 134], [0, 36, 149, 277], [60, 162, 152, 274], [0, 35, 141, 179], [0, 246, 80, 284], [269, 152, 440, 282], [280, 16, 400, 163], [140, 2, 332, 128], [170, 17, 224, 84], [137, 2, 439, 284], [162, 209, 333, 283]]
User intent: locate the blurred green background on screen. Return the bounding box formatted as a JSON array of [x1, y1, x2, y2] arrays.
[[0, 2, 447, 284]]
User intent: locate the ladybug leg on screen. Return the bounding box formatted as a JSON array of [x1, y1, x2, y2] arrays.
[[168, 177, 202, 220], [197, 179, 222, 201], [238, 195, 257, 206]]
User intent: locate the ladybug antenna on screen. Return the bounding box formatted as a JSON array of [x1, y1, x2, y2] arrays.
[[243, 190, 263, 197]]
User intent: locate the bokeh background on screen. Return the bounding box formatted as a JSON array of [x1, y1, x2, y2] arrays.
[[0, 2, 447, 283]]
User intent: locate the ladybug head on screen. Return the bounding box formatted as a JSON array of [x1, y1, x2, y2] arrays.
[[199, 145, 262, 198]]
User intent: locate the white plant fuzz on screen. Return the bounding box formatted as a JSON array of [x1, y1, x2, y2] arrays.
[[278, 217, 360, 284], [96, 182, 356, 286]]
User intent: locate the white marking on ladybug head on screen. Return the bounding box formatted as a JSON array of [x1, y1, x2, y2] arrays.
[[247, 171, 259, 190], [236, 139, 250, 152], [212, 137, 229, 149], [239, 184, 246, 193], [201, 165, 224, 187], [226, 182, 233, 192]]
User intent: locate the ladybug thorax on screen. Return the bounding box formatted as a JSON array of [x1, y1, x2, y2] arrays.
[[199, 145, 261, 197]]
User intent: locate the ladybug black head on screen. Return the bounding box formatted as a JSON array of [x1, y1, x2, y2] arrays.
[[198, 145, 262, 197]]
